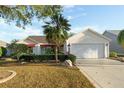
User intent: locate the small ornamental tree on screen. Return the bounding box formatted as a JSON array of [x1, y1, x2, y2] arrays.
[[7, 40, 31, 57]]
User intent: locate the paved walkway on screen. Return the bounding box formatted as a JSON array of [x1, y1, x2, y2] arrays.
[[76, 59, 124, 88]]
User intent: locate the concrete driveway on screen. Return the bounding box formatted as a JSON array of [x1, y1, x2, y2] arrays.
[[76, 59, 124, 88]]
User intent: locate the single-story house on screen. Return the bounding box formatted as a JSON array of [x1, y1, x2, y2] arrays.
[[103, 30, 124, 55], [17, 29, 111, 59], [64, 29, 111, 59]]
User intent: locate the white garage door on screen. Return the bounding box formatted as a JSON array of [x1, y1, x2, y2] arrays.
[[70, 44, 105, 58]]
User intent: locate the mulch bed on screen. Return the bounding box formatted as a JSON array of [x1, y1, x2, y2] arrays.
[[110, 57, 124, 62], [0, 71, 12, 80]]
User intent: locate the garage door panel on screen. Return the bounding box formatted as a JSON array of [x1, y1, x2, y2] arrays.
[[70, 44, 104, 58]]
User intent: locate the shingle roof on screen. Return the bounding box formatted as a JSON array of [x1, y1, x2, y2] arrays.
[[24, 36, 47, 44]]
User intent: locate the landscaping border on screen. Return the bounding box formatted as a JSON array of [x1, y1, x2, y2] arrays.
[[0, 70, 16, 84]]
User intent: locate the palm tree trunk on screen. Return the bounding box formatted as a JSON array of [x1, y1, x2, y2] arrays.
[[55, 46, 58, 62]]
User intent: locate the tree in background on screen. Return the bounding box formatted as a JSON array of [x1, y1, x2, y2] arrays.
[[117, 30, 124, 48], [7, 39, 18, 53], [7, 40, 30, 57], [43, 13, 71, 62]]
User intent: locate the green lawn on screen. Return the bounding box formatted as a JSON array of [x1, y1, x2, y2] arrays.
[[0, 62, 94, 88]]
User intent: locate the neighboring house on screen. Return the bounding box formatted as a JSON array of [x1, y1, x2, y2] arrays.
[[0, 40, 8, 47], [64, 29, 111, 59], [103, 30, 124, 55]]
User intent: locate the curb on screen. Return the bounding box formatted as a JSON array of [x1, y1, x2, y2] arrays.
[[77, 66, 102, 88], [0, 70, 16, 84]]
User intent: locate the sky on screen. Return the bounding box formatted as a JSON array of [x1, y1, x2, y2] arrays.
[[0, 5, 124, 43]]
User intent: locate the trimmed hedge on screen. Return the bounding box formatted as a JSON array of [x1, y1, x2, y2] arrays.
[[18, 54, 76, 63], [67, 54, 76, 64], [18, 53, 34, 62]]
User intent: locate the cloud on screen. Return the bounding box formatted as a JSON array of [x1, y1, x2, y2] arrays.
[[24, 27, 42, 35], [70, 27, 83, 33], [0, 21, 43, 43], [67, 16, 73, 20], [70, 25, 103, 34], [67, 12, 87, 20], [63, 5, 75, 9]]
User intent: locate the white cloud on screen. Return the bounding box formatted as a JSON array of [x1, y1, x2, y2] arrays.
[[63, 5, 75, 9], [67, 16, 73, 20], [70, 25, 104, 34], [67, 12, 87, 20], [0, 18, 44, 43], [0, 24, 43, 43], [25, 27, 42, 35], [10, 27, 43, 40], [70, 27, 83, 33]]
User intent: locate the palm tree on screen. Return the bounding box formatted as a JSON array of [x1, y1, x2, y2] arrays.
[[43, 13, 71, 62], [118, 30, 124, 48]]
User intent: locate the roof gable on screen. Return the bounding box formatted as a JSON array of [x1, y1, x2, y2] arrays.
[[67, 28, 111, 44], [84, 29, 111, 41]]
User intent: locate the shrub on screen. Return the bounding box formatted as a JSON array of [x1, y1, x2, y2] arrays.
[[0, 47, 7, 57], [0, 47, 2, 57], [58, 55, 68, 62], [8, 43, 32, 57], [45, 48, 55, 55], [1, 47, 7, 56], [10, 52, 20, 59], [18, 54, 68, 62], [118, 54, 124, 57], [67, 54, 76, 64], [18, 53, 34, 62], [110, 52, 118, 57]]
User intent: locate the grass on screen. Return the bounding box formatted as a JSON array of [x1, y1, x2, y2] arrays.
[[0, 62, 94, 88], [0, 71, 12, 79]]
